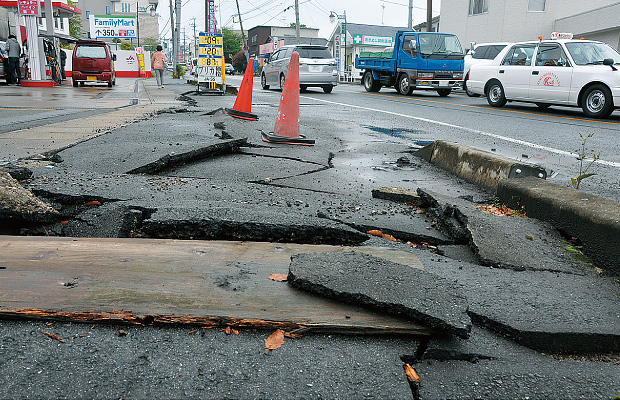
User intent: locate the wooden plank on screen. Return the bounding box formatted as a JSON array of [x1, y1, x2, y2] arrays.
[[0, 236, 433, 336]]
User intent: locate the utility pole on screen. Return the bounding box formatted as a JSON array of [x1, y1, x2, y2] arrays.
[[175, 0, 181, 63], [169, 0, 175, 63], [191, 18, 197, 58], [294, 0, 300, 44], [426, 0, 433, 32], [234, 0, 247, 60], [408, 0, 413, 30], [205, 0, 208, 33]]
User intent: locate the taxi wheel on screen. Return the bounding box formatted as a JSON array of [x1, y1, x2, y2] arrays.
[[280, 74, 286, 91], [322, 85, 333, 94], [581, 84, 613, 118], [397, 73, 413, 95], [535, 103, 551, 110], [261, 73, 269, 90], [363, 71, 381, 92], [487, 80, 507, 107]]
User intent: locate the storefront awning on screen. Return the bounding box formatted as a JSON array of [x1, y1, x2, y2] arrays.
[[0, 1, 82, 18]]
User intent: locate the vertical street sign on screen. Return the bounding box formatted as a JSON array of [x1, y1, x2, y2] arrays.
[[206, 0, 215, 34], [17, 0, 40, 16], [197, 32, 224, 84]]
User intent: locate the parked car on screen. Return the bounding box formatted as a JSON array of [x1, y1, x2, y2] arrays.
[[72, 39, 116, 87], [261, 45, 337, 93], [189, 57, 198, 76], [225, 63, 235, 75], [463, 42, 512, 96], [467, 34, 620, 118]]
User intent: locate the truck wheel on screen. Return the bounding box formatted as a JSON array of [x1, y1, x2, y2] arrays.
[[437, 89, 451, 97], [486, 80, 507, 107], [397, 73, 413, 95], [261, 73, 269, 90], [363, 71, 381, 92], [581, 84, 613, 118]]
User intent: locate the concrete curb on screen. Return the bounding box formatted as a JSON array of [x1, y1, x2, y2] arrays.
[[415, 141, 547, 192], [498, 177, 620, 275], [415, 140, 620, 275]]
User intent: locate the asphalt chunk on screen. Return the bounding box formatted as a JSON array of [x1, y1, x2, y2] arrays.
[[288, 251, 471, 338]]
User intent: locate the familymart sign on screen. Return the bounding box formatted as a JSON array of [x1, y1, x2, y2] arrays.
[[90, 16, 137, 39]]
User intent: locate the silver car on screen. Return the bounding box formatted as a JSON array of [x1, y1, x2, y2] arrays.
[[261, 45, 338, 93]]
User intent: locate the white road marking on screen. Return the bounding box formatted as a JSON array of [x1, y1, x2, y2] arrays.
[[302, 95, 620, 168]]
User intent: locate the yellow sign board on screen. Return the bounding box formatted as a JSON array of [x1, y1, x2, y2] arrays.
[[199, 57, 223, 67], [199, 46, 223, 57], [199, 35, 223, 46]]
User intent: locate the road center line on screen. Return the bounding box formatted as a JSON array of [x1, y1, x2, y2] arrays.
[[302, 95, 620, 168]]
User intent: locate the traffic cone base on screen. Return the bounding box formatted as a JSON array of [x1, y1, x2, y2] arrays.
[[228, 58, 257, 121], [261, 130, 314, 145], [224, 107, 258, 121]]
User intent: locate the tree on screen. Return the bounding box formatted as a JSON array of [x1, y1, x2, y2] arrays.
[[289, 22, 308, 28], [232, 50, 247, 73], [223, 27, 242, 63], [142, 38, 159, 52], [68, 0, 83, 39], [120, 41, 134, 50]]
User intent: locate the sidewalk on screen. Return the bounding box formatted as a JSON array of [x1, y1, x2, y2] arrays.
[[0, 78, 181, 162]]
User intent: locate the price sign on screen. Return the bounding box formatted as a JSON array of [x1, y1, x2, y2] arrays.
[[17, 0, 40, 16], [198, 33, 224, 84], [199, 58, 222, 67], [199, 46, 223, 57]]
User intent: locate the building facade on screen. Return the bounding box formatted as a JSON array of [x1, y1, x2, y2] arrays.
[[247, 25, 322, 65], [441, 0, 620, 50], [74, 0, 159, 44], [0, 0, 75, 42]]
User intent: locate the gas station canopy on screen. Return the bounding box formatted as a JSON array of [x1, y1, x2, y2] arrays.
[[0, 1, 82, 18]]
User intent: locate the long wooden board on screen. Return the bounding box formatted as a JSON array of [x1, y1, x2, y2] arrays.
[[0, 236, 433, 336]]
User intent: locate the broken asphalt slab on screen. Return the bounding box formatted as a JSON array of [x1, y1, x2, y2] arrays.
[[417, 188, 588, 274], [414, 249, 620, 354], [409, 325, 620, 399], [0, 170, 58, 224], [288, 251, 472, 338], [139, 205, 369, 245]]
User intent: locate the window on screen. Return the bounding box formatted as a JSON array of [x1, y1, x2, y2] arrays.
[[60, 18, 64, 30], [402, 35, 417, 57], [472, 45, 490, 59], [106, 6, 110, 15], [536, 45, 569, 67], [251, 35, 257, 45], [75, 45, 107, 59], [54, 17, 58, 29], [469, 0, 488, 15], [528, 0, 546, 11], [122, 3, 131, 13], [86, 11, 90, 19], [503, 44, 536, 66]]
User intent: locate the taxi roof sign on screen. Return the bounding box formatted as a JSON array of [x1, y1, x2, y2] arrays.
[[550, 32, 573, 40]]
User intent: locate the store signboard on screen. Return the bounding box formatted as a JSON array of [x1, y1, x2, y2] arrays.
[[90, 16, 137, 39], [352, 34, 393, 47], [17, 0, 40, 16]]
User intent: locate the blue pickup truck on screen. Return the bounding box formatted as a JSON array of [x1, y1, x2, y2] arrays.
[[355, 31, 465, 97]]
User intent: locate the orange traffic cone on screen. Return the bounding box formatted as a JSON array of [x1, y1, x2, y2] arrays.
[[261, 51, 314, 145], [225, 58, 258, 121]]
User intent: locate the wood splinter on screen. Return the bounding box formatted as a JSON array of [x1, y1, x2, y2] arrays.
[[40, 330, 65, 343], [403, 363, 420, 400]]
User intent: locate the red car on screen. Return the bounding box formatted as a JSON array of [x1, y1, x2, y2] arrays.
[[72, 39, 116, 87]]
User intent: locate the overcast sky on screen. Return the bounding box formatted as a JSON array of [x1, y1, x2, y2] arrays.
[[158, 0, 441, 41]]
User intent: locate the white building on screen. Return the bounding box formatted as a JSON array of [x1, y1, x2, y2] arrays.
[[440, 0, 620, 50]]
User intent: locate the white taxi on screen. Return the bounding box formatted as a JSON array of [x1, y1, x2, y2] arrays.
[[467, 33, 620, 118]]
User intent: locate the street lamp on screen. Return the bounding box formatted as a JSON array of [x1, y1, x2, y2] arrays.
[[329, 11, 347, 81]]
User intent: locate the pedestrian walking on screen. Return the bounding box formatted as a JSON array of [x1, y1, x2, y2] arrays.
[[151, 45, 167, 88], [6, 34, 21, 85]]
